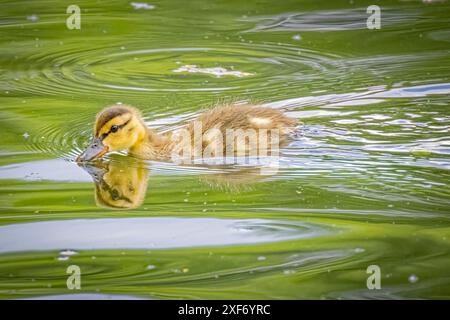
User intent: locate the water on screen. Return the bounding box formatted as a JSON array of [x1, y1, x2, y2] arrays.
[[0, 0, 449, 299]]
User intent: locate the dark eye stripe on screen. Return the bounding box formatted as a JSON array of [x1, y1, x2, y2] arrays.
[[100, 119, 131, 141], [95, 108, 130, 136]]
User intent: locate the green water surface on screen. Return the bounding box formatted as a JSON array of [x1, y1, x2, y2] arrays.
[[0, 0, 450, 299]]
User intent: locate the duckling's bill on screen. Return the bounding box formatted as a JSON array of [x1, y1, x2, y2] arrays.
[[77, 137, 109, 162]]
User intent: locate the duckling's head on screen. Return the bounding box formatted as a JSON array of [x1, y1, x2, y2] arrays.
[[77, 104, 147, 161]]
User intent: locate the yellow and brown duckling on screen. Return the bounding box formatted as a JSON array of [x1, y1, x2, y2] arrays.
[[77, 103, 298, 162]]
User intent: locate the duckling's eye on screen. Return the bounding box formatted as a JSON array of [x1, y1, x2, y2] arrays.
[[110, 125, 119, 133], [111, 189, 120, 200]]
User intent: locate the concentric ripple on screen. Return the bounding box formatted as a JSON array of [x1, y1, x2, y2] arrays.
[[26, 113, 93, 159], [1, 42, 350, 98]]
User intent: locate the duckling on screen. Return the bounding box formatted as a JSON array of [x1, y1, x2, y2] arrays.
[[77, 103, 298, 162]]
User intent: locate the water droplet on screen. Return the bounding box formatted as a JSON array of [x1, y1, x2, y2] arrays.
[[292, 34, 302, 41], [23, 132, 30, 139], [27, 14, 39, 22], [257, 256, 267, 261], [408, 274, 419, 283], [146, 264, 156, 270], [354, 248, 365, 253], [182, 268, 189, 273], [57, 256, 69, 261]]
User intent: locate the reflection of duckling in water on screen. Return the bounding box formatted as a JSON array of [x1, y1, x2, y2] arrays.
[[77, 103, 298, 162], [79, 157, 149, 209], [80, 159, 265, 209]]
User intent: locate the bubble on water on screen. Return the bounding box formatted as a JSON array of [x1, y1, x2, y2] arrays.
[[292, 34, 302, 41], [27, 14, 39, 22], [57, 256, 69, 261], [408, 274, 419, 283], [257, 256, 267, 261], [130, 2, 155, 10], [146, 264, 156, 270], [182, 268, 189, 273], [354, 248, 365, 253], [23, 132, 30, 139], [60, 249, 79, 256], [172, 65, 253, 78], [283, 269, 295, 275]]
